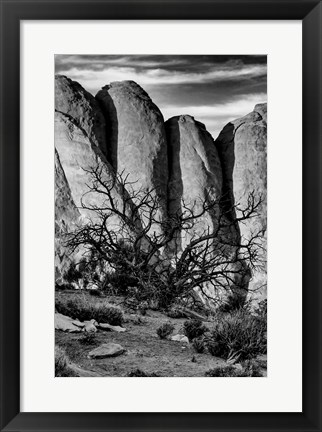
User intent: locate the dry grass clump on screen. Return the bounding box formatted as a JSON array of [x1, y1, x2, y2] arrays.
[[206, 308, 267, 362], [55, 295, 123, 326], [79, 332, 97, 346], [55, 346, 78, 377], [192, 337, 206, 353], [156, 323, 174, 339], [183, 319, 207, 341], [205, 361, 263, 377]]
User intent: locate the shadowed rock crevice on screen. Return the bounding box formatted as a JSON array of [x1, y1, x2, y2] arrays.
[[165, 117, 183, 251], [95, 88, 119, 170], [214, 103, 267, 300], [96, 81, 168, 234], [165, 114, 225, 250]]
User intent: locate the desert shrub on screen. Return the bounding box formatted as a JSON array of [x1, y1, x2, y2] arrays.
[[254, 299, 267, 323], [156, 323, 175, 339], [137, 300, 149, 315], [55, 295, 123, 325], [55, 346, 77, 377], [218, 294, 250, 313], [107, 272, 137, 295], [63, 261, 82, 284], [251, 357, 267, 369], [127, 369, 160, 377], [79, 332, 97, 345], [207, 309, 267, 362], [241, 359, 264, 377], [192, 337, 206, 353], [183, 319, 207, 341], [204, 364, 262, 377], [207, 340, 223, 357]]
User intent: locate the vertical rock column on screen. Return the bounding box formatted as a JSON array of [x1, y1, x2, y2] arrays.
[[54, 76, 137, 283], [215, 103, 267, 302], [96, 81, 168, 238], [166, 115, 244, 307], [165, 115, 223, 250]]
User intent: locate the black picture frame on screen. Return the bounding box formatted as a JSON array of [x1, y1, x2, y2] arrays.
[[0, 1, 321, 431]]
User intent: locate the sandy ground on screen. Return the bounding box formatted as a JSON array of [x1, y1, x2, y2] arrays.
[[55, 290, 267, 377]]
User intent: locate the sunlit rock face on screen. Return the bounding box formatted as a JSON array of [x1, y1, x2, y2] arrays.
[[165, 115, 246, 307], [215, 103, 267, 301], [55, 75, 108, 157], [54, 111, 113, 223], [54, 78, 139, 283], [55, 149, 81, 283], [165, 115, 223, 249], [96, 81, 168, 234]]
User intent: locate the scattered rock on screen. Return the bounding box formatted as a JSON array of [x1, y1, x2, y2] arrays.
[[97, 323, 126, 332], [88, 343, 126, 359], [71, 320, 85, 328], [55, 313, 83, 333], [171, 334, 189, 343], [83, 320, 98, 333]]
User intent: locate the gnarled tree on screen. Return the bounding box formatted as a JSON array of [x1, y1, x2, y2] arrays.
[[65, 162, 266, 310]]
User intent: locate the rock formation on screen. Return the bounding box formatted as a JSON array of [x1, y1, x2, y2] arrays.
[[54, 110, 112, 222], [55, 149, 81, 282], [55, 75, 108, 156], [54, 74, 267, 305], [165, 115, 249, 306], [96, 81, 168, 231], [215, 103, 267, 300], [165, 115, 223, 249], [54, 76, 141, 282]]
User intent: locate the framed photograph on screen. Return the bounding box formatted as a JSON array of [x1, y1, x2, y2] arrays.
[[0, 1, 321, 431]]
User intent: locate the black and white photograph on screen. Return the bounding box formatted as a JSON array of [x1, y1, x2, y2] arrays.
[[54, 55, 267, 378]]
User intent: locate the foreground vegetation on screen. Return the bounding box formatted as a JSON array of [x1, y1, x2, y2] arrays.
[[55, 290, 267, 377], [55, 294, 123, 325], [55, 165, 266, 377]]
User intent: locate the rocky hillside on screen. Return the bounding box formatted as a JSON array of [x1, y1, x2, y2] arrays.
[[55, 75, 267, 303]]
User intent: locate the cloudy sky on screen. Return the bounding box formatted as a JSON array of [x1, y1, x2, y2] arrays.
[[55, 55, 267, 139]]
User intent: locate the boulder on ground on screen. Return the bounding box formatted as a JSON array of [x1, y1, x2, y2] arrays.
[[83, 320, 98, 333], [88, 343, 126, 359], [55, 313, 83, 333], [171, 334, 189, 343]]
